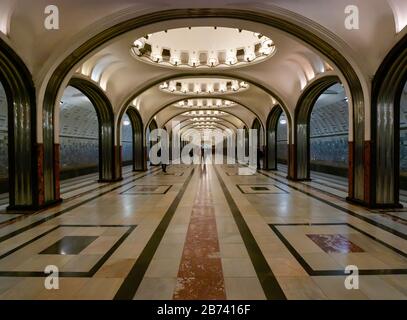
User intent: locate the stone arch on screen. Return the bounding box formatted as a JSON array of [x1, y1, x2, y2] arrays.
[[40, 9, 366, 205], [67, 78, 117, 187], [371, 34, 407, 207], [293, 76, 343, 184], [126, 107, 145, 172], [266, 105, 292, 171], [0, 38, 37, 210]]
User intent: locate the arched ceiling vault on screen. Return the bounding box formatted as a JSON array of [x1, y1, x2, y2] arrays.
[[179, 123, 236, 137], [161, 108, 249, 129], [142, 95, 264, 133], [169, 115, 242, 134], [1, 1, 407, 142]]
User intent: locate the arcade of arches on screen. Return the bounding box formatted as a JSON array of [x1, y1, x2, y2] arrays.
[[0, 1, 406, 300]]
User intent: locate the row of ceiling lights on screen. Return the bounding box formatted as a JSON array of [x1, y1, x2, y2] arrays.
[[183, 110, 226, 116], [159, 80, 248, 95], [132, 30, 275, 68], [192, 117, 219, 122], [175, 99, 235, 108]]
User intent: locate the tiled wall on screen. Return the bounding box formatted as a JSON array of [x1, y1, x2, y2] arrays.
[[277, 103, 349, 170], [0, 82, 7, 180], [400, 82, 407, 174], [59, 87, 133, 174], [60, 137, 99, 171], [122, 114, 133, 163]]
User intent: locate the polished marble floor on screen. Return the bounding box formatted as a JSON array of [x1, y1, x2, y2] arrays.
[[0, 164, 406, 300]]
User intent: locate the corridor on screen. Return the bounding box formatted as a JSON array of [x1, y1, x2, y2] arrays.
[[0, 164, 406, 300], [1, 0, 407, 305]]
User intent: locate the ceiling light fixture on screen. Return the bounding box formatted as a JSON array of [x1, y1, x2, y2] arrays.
[[131, 27, 276, 69], [175, 99, 236, 109], [159, 78, 249, 96]]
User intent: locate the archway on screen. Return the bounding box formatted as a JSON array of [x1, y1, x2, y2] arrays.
[[147, 119, 158, 165], [400, 81, 407, 203], [309, 83, 348, 180], [277, 113, 288, 172], [126, 108, 145, 171], [0, 81, 8, 208], [121, 114, 133, 168], [294, 76, 344, 181], [372, 34, 407, 208], [59, 86, 100, 183], [266, 105, 291, 172], [252, 118, 262, 169], [64, 78, 116, 188], [0, 39, 37, 210], [41, 9, 367, 206]]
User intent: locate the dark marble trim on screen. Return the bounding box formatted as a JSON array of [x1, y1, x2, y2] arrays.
[[154, 172, 185, 177], [214, 166, 286, 300], [114, 168, 195, 300], [236, 184, 289, 194], [269, 223, 407, 276], [259, 171, 407, 240], [225, 172, 259, 176], [120, 185, 173, 195], [0, 225, 136, 278]]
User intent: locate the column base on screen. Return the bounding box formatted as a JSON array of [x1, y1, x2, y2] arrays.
[[345, 197, 404, 209], [288, 178, 312, 182], [346, 197, 367, 207], [98, 178, 123, 183]]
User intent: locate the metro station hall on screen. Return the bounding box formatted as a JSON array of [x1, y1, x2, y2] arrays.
[[0, 0, 406, 301]]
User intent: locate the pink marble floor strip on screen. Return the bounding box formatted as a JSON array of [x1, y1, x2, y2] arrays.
[[307, 234, 365, 254], [173, 167, 226, 300]]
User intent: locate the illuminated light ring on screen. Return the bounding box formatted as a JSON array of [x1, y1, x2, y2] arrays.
[[131, 27, 276, 69]]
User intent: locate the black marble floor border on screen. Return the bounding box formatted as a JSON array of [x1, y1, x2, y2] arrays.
[[154, 172, 185, 177], [225, 172, 259, 177], [0, 167, 161, 243], [259, 171, 407, 240], [236, 184, 289, 194], [120, 185, 173, 195], [114, 167, 195, 300], [0, 225, 136, 278], [269, 223, 407, 276], [214, 166, 287, 300]]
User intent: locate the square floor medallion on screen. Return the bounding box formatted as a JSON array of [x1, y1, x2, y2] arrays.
[[121, 185, 172, 195], [237, 184, 288, 194], [269, 223, 407, 275], [40, 236, 98, 255], [0, 225, 136, 277]]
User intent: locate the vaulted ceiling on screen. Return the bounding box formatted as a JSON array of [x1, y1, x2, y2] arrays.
[[0, 0, 406, 138]]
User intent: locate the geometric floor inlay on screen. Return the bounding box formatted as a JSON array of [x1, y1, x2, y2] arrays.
[[121, 185, 172, 195], [306, 234, 365, 254], [270, 223, 407, 276], [154, 172, 185, 177], [237, 184, 288, 194], [0, 225, 136, 277], [40, 236, 99, 255]]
